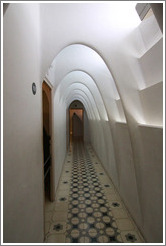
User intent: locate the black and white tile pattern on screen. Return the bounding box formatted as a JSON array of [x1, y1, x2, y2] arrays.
[[65, 142, 122, 243], [44, 141, 145, 243]]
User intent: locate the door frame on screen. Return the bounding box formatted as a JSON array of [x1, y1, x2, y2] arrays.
[[42, 80, 54, 202], [69, 108, 84, 142]]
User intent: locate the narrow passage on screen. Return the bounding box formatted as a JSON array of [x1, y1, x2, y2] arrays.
[[45, 141, 144, 243]]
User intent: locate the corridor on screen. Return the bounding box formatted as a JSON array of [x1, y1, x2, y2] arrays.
[[44, 141, 144, 243], [3, 2, 163, 243]]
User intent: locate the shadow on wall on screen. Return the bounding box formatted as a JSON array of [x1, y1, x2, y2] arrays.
[[72, 112, 83, 138], [3, 3, 10, 15]]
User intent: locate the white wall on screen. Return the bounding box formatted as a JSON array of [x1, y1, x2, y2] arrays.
[[41, 5, 163, 243], [138, 125, 163, 242], [3, 4, 44, 243], [52, 88, 67, 193], [139, 82, 163, 126], [113, 122, 142, 227], [39, 2, 140, 80], [84, 110, 90, 142], [139, 38, 163, 88]]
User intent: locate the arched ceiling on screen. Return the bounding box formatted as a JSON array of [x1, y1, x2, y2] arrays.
[[41, 2, 145, 124], [46, 44, 119, 100], [59, 71, 108, 120], [40, 2, 140, 79], [46, 44, 126, 122]]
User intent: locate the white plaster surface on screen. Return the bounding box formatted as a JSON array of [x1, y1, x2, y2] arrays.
[[3, 2, 163, 243], [3, 3, 44, 243]]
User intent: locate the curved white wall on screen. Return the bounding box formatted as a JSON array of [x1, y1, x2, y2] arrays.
[[42, 4, 163, 243], [3, 3, 44, 243], [3, 2, 163, 243]]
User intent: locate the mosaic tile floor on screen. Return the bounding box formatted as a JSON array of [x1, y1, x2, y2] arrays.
[[44, 141, 145, 243]]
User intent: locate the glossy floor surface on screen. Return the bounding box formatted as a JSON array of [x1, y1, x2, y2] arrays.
[[44, 141, 144, 243]]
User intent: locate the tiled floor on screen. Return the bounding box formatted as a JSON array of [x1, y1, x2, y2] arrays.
[[44, 140, 145, 243]]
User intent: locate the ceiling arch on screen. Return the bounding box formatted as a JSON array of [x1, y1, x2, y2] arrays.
[[56, 70, 122, 121], [59, 71, 109, 118], [67, 95, 94, 121], [65, 88, 100, 121], [60, 81, 106, 121], [47, 43, 127, 123], [46, 44, 119, 99]]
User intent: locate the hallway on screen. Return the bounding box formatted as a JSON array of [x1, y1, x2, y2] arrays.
[[44, 141, 144, 243], [3, 2, 163, 243]]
